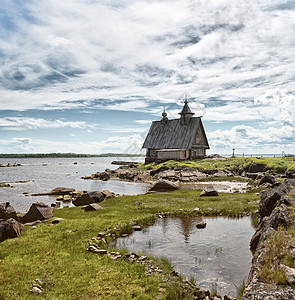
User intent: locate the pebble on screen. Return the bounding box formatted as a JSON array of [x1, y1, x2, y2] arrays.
[[30, 286, 43, 294]]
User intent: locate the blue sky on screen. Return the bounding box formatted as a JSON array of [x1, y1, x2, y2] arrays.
[[0, 0, 294, 154]]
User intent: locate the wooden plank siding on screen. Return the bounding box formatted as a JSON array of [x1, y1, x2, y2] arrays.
[[142, 117, 209, 150], [142, 100, 210, 163]]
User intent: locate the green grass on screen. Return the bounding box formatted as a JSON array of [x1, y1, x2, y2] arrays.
[[137, 157, 295, 174], [0, 191, 259, 299], [235, 280, 245, 300]]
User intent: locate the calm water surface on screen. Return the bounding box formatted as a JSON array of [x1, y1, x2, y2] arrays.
[[0, 157, 147, 213], [111, 216, 254, 297]]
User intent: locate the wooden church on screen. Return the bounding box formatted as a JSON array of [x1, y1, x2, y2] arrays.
[[142, 98, 209, 163]]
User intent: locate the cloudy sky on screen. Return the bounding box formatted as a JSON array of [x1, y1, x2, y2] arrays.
[[0, 0, 294, 155]]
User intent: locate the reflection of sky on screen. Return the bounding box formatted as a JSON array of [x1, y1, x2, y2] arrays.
[[112, 216, 255, 297], [0, 1, 295, 154]]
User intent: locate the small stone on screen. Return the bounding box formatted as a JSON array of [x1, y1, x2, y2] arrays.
[[138, 256, 147, 261], [87, 245, 99, 253], [30, 286, 43, 294], [134, 201, 141, 205], [196, 221, 207, 229], [29, 226, 37, 230], [97, 232, 105, 237], [193, 207, 200, 211], [130, 253, 138, 259], [280, 264, 295, 285], [132, 225, 142, 231], [52, 218, 65, 224], [97, 249, 108, 255], [224, 295, 234, 300], [195, 289, 210, 298]]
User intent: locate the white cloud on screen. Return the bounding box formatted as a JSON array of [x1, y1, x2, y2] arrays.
[[48, 35, 74, 49], [254, 89, 295, 126], [0, 117, 93, 131], [0, 0, 294, 111], [134, 120, 153, 124], [1, 0, 295, 154], [0, 134, 144, 154], [106, 127, 147, 133], [208, 124, 295, 154]]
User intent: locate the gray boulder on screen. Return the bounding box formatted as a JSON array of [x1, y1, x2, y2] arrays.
[[200, 186, 219, 197], [83, 203, 103, 211], [259, 190, 281, 218], [0, 218, 23, 242], [259, 174, 275, 186], [73, 191, 105, 206], [102, 190, 114, 199], [92, 172, 110, 181], [246, 163, 268, 173], [21, 202, 53, 223], [0, 202, 19, 221], [148, 180, 180, 193], [280, 264, 295, 285]]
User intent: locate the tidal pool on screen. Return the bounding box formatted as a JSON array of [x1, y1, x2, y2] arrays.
[[111, 216, 254, 297]]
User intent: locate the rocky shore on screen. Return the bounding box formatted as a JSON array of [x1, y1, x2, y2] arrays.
[[243, 179, 295, 299], [0, 162, 21, 167], [82, 162, 291, 190]]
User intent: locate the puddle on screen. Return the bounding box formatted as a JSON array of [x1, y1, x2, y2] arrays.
[[181, 181, 248, 193], [110, 216, 254, 297]]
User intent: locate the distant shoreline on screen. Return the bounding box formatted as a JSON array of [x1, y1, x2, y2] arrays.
[[0, 153, 144, 158]]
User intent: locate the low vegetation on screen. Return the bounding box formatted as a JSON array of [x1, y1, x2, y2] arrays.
[[0, 190, 259, 299], [137, 156, 295, 174]]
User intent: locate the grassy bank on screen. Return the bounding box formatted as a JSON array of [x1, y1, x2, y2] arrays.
[[0, 190, 259, 299], [137, 157, 295, 174]]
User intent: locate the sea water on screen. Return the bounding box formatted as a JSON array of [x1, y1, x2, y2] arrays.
[[0, 157, 147, 213]]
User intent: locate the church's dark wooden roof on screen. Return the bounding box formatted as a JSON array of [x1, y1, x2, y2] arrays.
[[142, 117, 209, 149]]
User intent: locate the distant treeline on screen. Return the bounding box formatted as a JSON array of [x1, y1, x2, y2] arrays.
[[0, 153, 144, 158]]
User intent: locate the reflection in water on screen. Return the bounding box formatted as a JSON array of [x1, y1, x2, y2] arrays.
[[180, 217, 202, 244], [111, 216, 254, 297]]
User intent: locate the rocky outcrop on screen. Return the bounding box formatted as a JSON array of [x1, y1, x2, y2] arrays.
[[245, 163, 269, 173], [82, 162, 281, 186], [21, 202, 53, 223], [0, 163, 21, 167], [0, 202, 19, 221], [49, 187, 76, 195], [243, 179, 295, 299], [0, 218, 23, 242], [148, 180, 180, 193]]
